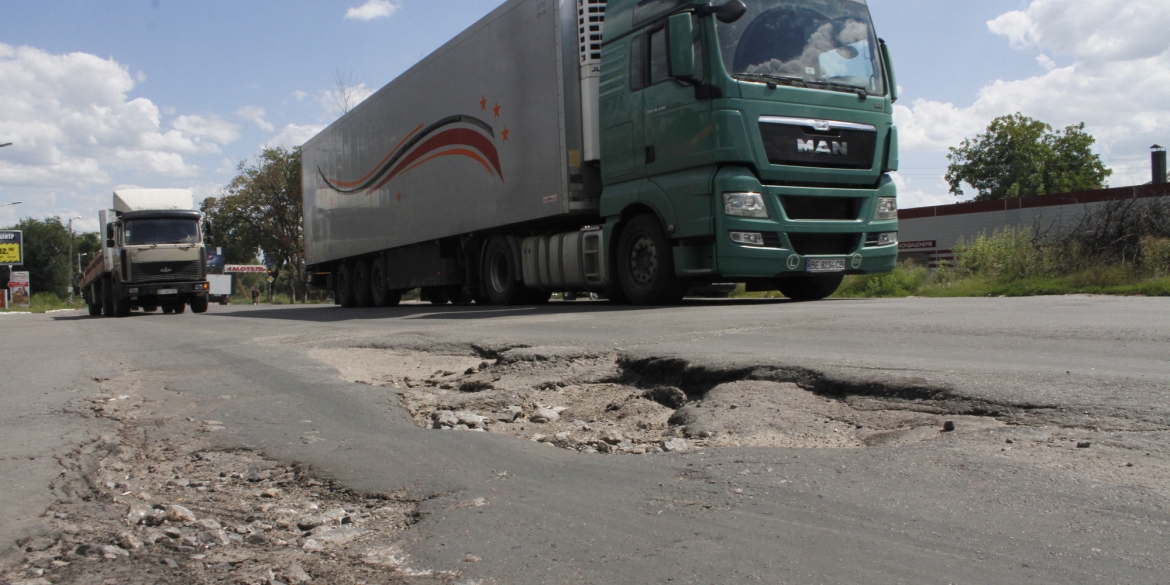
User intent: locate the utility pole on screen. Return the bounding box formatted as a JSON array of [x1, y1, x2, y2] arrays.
[[68, 216, 81, 305]]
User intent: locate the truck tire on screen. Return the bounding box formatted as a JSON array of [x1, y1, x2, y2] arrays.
[[101, 278, 117, 318], [776, 274, 844, 301], [172, 302, 187, 314], [161, 304, 174, 314], [369, 258, 395, 307], [190, 296, 209, 313], [353, 259, 373, 307], [87, 285, 102, 316], [142, 304, 158, 313], [483, 236, 535, 305], [335, 263, 357, 308], [617, 215, 687, 306]]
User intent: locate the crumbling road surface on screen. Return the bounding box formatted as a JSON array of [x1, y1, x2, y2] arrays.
[[1, 296, 1167, 584]]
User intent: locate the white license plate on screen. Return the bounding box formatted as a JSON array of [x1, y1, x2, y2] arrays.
[[806, 259, 846, 273], [157, 289, 178, 295]]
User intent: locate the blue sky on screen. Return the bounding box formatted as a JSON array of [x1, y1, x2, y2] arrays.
[[1, 0, 1167, 230]]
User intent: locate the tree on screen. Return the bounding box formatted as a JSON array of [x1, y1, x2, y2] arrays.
[[202, 147, 305, 302], [946, 113, 1112, 201], [1, 217, 98, 298]]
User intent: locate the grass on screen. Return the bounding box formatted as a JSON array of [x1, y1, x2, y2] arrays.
[[0, 292, 85, 314]]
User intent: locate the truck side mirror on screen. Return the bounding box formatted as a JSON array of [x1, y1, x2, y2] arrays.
[[879, 39, 898, 103], [106, 224, 115, 247], [668, 13, 695, 80], [706, 0, 744, 23]]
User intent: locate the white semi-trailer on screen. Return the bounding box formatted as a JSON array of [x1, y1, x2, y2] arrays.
[[80, 189, 211, 317]]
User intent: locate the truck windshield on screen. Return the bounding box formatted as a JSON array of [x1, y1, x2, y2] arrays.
[[124, 219, 200, 245], [716, 0, 885, 96]]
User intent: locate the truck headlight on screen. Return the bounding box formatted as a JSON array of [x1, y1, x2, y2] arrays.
[[875, 197, 898, 221], [730, 232, 764, 246], [723, 193, 769, 219]]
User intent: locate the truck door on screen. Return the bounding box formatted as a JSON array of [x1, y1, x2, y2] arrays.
[[599, 36, 646, 183]]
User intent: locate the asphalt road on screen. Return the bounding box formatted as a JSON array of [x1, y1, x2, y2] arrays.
[[2, 295, 1168, 583]]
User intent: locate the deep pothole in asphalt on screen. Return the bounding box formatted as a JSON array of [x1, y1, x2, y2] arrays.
[[310, 344, 1019, 455]]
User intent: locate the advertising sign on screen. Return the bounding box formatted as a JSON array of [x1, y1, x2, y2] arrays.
[[206, 247, 226, 270], [0, 230, 22, 265], [225, 265, 267, 273], [8, 270, 30, 308]]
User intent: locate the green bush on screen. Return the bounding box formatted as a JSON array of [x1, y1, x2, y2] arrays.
[[1141, 237, 1170, 277], [836, 261, 929, 297]]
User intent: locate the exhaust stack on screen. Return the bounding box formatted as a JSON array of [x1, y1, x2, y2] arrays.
[[1153, 145, 1167, 185]]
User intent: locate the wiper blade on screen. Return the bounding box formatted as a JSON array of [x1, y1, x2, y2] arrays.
[[804, 79, 869, 96], [733, 73, 808, 88]]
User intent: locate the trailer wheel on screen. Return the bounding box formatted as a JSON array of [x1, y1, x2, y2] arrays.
[[190, 296, 209, 314], [483, 237, 524, 305], [775, 275, 843, 301], [353, 259, 373, 307], [335, 263, 357, 308], [369, 259, 396, 307], [617, 214, 687, 306]]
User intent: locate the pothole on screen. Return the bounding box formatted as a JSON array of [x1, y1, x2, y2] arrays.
[[310, 346, 1012, 455]]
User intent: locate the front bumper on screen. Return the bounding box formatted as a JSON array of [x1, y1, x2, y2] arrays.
[[123, 281, 209, 298], [712, 168, 899, 279]]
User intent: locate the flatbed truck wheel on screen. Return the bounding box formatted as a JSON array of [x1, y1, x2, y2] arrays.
[[190, 296, 209, 314], [142, 304, 158, 313], [335, 263, 357, 308], [101, 278, 116, 317], [353, 259, 373, 307], [776, 274, 844, 301], [617, 215, 687, 306], [87, 285, 102, 316], [172, 302, 187, 314]]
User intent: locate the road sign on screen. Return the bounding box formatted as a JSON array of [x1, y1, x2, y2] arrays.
[[0, 230, 22, 265], [225, 265, 268, 273], [8, 270, 30, 308], [267, 276, 275, 283]]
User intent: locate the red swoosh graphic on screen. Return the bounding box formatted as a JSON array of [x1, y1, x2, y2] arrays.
[[372, 128, 504, 191], [330, 124, 425, 188]]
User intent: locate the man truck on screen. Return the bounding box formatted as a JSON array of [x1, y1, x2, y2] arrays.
[[303, 0, 900, 306], [80, 189, 211, 317]]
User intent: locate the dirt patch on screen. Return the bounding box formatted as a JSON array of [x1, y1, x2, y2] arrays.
[[0, 376, 461, 585]]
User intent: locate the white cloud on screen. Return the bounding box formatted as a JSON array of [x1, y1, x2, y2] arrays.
[[890, 172, 955, 209], [0, 43, 243, 191], [235, 106, 274, 132], [265, 123, 325, 150], [345, 0, 399, 21], [895, 0, 1170, 190], [293, 90, 308, 101], [319, 83, 375, 116]]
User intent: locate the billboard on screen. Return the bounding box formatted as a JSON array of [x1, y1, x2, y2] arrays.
[[0, 230, 22, 265], [225, 265, 267, 273], [8, 270, 30, 308]]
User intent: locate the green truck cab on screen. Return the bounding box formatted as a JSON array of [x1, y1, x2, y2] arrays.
[[597, 0, 899, 303]]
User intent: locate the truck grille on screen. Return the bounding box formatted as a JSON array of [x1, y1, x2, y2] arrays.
[[781, 196, 864, 220], [788, 233, 861, 256], [759, 117, 877, 170], [131, 260, 201, 283]]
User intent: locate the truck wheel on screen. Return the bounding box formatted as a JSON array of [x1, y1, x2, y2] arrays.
[[776, 274, 844, 301], [335, 263, 357, 308], [369, 259, 394, 307], [353, 259, 373, 307], [161, 304, 174, 314], [617, 215, 687, 306], [101, 278, 117, 317], [87, 285, 102, 316], [483, 237, 526, 305], [190, 296, 209, 314]]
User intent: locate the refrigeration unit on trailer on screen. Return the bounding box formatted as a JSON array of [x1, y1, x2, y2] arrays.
[[303, 0, 900, 306]]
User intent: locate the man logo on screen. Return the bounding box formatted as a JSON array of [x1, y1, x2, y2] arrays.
[[797, 140, 848, 155]]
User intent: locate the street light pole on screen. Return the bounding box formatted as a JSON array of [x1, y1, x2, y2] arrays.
[[67, 216, 81, 305]]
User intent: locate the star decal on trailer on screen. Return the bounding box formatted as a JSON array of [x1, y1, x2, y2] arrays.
[[502, 126, 510, 142], [493, 103, 501, 118], [479, 96, 488, 111]]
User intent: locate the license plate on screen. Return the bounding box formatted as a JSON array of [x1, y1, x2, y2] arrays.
[[158, 289, 178, 295], [806, 259, 846, 273]]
